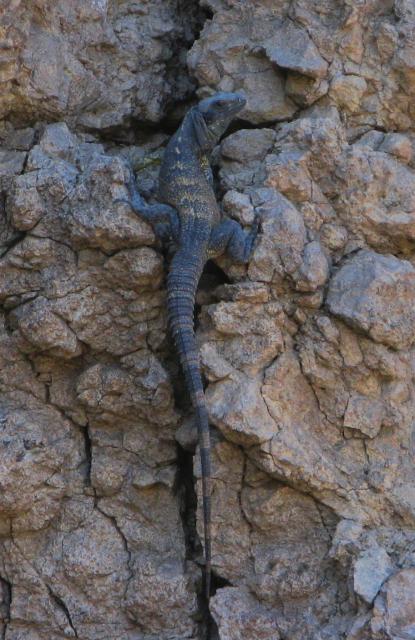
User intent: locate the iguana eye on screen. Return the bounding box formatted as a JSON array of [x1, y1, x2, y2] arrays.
[[215, 100, 227, 108]]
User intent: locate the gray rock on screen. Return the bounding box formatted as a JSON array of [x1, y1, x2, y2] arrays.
[[379, 133, 413, 163], [8, 179, 46, 231], [39, 123, 77, 162], [249, 191, 306, 283], [206, 373, 277, 446], [13, 296, 82, 360], [329, 519, 363, 566], [353, 545, 393, 604], [372, 568, 415, 639], [188, 5, 297, 124], [220, 130, 276, 190], [0, 123, 36, 150], [0, 0, 202, 129], [295, 240, 330, 291], [264, 21, 328, 79], [2, 1, 415, 638], [0, 150, 26, 177], [211, 587, 281, 639], [221, 130, 276, 164], [343, 394, 384, 438], [327, 250, 415, 350], [222, 190, 255, 225]]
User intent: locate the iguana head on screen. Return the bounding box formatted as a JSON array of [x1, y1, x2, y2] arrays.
[[190, 92, 246, 151]]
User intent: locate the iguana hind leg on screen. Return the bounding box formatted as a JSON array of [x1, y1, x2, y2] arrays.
[[208, 216, 260, 263]]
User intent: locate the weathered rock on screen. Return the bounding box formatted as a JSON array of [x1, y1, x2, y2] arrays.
[[295, 240, 330, 291], [334, 146, 415, 253], [372, 568, 415, 639], [327, 250, 415, 350], [211, 587, 281, 640], [1, 1, 415, 638], [330, 75, 368, 113], [125, 556, 198, 638], [206, 372, 277, 446], [264, 20, 328, 79], [188, 6, 297, 124], [191, 0, 415, 130], [0, 403, 83, 532], [0, 150, 26, 177], [343, 394, 384, 438], [379, 133, 414, 164], [194, 442, 345, 639], [12, 296, 82, 359], [0, 120, 198, 639], [0, 0, 204, 129], [219, 129, 276, 191], [353, 545, 393, 604], [201, 297, 284, 373], [222, 190, 255, 225], [246, 484, 333, 602], [329, 519, 364, 567], [195, 440, 251, 584], [248, 190, 306, 283]]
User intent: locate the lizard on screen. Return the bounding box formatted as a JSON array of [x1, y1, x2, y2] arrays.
[[118, 92, 259, 599]]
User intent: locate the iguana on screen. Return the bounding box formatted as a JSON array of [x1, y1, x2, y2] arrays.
[[119, 92, 259, 599]]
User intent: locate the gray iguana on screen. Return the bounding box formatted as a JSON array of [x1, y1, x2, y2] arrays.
[[119, 92, 259, 599]]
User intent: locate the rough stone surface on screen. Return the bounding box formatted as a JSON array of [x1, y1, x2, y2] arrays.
[[0, 0, 206, 129], [327, 250, 415, 350], [0, 1, 415, 639], [353, 545, 393, 604], [211, 587, 281, 639], [372, 568, 415, 639]]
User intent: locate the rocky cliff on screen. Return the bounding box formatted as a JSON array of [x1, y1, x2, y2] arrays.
[[0, 1, 414, 639]]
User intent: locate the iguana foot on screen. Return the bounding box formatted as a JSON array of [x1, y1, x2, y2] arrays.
[[116, 171, 180, 243], [208, 214, 261, 263]]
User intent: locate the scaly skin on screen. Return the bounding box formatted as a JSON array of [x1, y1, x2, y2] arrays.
[[119, 93, 259, 600]]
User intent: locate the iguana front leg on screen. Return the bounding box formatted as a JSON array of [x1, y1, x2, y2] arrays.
[[208, 216, 260, 263], [116, 174, 180, 243]]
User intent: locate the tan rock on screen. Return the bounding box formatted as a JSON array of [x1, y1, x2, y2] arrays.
[[1, 2, 415, 637], [330, 75, 368, 113], [344, 394, 384, 439], [188, 5, 296, 124], [264, 20, 328, 79], [206, 372, 277, 446], [211, 587, 281, 640], [327, 250, 415, 350], [13, 296, 82, 359], [0, 0, 201, 128], [372, 568, 415, 639]]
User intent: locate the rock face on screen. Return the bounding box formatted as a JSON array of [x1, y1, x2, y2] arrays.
[[0, 1, 415, 639], [327, 250, 415, 350], [0, 0, 205, 129]]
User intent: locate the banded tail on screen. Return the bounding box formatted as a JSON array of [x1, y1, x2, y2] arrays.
[[167, 242, 212, 599]]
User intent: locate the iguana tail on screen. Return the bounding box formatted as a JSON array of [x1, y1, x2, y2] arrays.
[[167, 242, 212, 600]]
